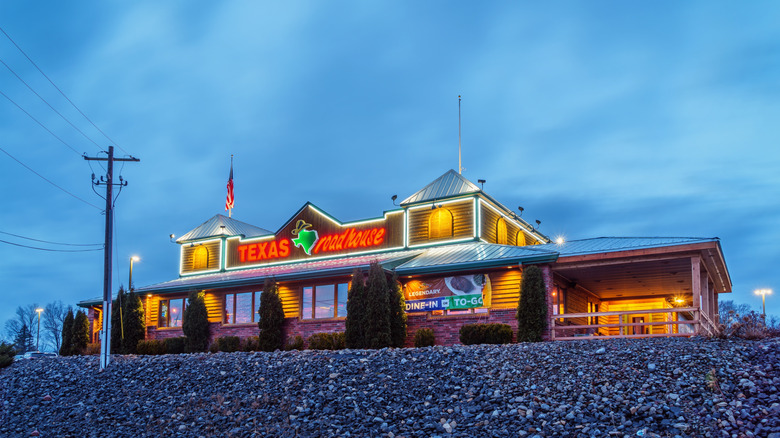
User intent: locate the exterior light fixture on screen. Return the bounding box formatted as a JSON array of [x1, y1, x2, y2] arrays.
[[755, 289, 772, 317], [478, 179, 486, 190], [169, 234, 176, 242], [555, 236, 565, 245], [517, 206, 524, 217], [35, 308, 44, 351], [391, 195, 398, 206]]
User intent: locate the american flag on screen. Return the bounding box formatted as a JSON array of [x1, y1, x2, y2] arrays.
[[225, 159, 234, 211]]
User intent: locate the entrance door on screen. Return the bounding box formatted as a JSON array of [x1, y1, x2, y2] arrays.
[[632, 317, 646, 335]]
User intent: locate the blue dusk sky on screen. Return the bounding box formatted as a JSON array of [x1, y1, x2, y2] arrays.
[[1, 2, 779, 335]]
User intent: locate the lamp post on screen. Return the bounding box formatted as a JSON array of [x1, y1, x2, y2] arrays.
[[35, 308, 43, 352], [755, 289, 772, 318], [129, 256, 140, 291]]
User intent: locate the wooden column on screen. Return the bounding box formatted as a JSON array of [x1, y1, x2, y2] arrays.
[[701, 271, 710, 334], [714, 292, 720, 324], [691, 255, 701, 334]]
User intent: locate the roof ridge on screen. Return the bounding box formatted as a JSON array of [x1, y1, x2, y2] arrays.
[[400, 169, 481, 205]]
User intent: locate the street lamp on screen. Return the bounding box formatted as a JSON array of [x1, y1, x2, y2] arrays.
[[755, 289, 772, 318], [35, 308, 44, 351], [129, 256, 140, 291]]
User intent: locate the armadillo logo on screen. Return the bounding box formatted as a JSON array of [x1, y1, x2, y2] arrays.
[[291, 220, 319, 256]]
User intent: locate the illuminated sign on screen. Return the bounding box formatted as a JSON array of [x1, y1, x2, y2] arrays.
[[237, 239, 290, 262], [404, 275, 488, 313], [313, 227, 385, 254], [291, 220, 319, 256]]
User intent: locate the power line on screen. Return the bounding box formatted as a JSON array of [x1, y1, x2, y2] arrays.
[[0, 57, 104, 152], [0, 230, 102, 247], [0, 239, 103, 252], [0, 26, 128, 155], [0, 145, 102, 210], [0, 89, 83, 156]]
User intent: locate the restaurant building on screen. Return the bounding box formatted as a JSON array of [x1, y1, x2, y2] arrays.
[[79, 169, 731, 346]]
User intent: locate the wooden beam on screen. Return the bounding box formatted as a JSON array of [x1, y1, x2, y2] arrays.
[[554, 242, 719, 265], [555, 332, 694, 341], [692, 255, 701, 334], [553, 307, 697, 319], [554, 253, 694, 270]]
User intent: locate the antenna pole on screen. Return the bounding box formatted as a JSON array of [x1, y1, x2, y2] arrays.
[[458, 95, 463, 174]]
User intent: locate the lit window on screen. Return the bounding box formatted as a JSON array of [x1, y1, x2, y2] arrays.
[[496, 218, 508, 245], [429, 208, 453, 239], [516, 231, 527, 246], [193, 245, 209, 269], [159, 298, 185, 328], [224, 291, 262, 324], [552, 286, 565, 315], [301, 283, 349, 320]]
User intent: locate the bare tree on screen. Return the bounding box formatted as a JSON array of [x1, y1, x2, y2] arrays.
[[718, 300, 752, 327], [43, 301, 70, 352], [4, 304, 40, 352]]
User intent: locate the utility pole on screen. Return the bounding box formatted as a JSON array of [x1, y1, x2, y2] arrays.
[[84, 145, 139, 370]]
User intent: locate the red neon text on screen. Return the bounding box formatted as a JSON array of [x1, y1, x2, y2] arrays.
[[238, 239, 290, 262], [313, 227, 385, 254]]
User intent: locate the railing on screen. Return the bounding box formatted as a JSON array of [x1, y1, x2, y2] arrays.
[[550, 307, 700, 341]]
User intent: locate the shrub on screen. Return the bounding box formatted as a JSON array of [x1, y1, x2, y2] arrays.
[[122, 291, 146, 354], [0, 342, 16, 368], [85, 343, 101, 355], [345, 269, 367, 348], [307, 332, 346, 350], [365, 261, 391, 349], [460, 323, 513, 345], [138, 340, 166, 355], [516, 265, 547, 342], [414, 328, 435, 347], [242, 336, 261, 352], [110, 287, 125, 354], [257, 278, 285, 352], [285, 335, 304, 351], [183, 290, 211, 352], [60, 309, 74, 356], [164, 337, 187, 354], [389, 272, 407, 348], [215, 336, 241, 353], [717, 311, 777, 340], [72, 310, 90, 355]]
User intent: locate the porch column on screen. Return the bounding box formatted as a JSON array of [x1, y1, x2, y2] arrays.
[[701, 271, 710, 334], [714, 293, 720, 324], [691, 256, 701, 334]]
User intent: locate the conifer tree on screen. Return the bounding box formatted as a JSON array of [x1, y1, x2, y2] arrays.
[[183, 290, 210, 352], [14, 323, 34, 354], [60, 309, 74, 356], [257, 278, 285, 352], [110, 287, 126, 354], [122, 291, 147, 354], [365, 261, 391, 349], [516, 265, 548, 342], [72, 310, 90, 355], [388, 272, 407, 348], [344, 269, 366, 348]]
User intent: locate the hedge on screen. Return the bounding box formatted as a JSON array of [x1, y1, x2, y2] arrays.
[[307, 332, 346, 350], [459, 323, 513, 345], [413, 328, 436, 347]]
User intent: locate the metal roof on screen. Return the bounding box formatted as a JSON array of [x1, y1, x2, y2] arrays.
[[133, 249, 424, 295], [538, 237, 720, 257], [395, 242, 558, 275], [176, 214, 272, 242], [401, 169, 482, 205]]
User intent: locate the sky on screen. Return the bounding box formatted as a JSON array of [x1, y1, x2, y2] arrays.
[[1, 1, 779, 338]]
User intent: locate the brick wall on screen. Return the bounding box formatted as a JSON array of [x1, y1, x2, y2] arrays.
[[405, 308, 518, 346]]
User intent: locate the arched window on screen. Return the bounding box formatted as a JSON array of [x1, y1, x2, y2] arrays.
[[428, 208, 453, 239], [193, 245, 209, 269], [516, 231, 527, 246], [496, 218, 508, 244]]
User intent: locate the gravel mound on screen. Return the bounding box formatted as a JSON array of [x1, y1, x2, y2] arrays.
[[1, 337, 778, 437]]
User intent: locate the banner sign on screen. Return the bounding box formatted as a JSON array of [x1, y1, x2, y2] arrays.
[[404, 275, 488, 313]]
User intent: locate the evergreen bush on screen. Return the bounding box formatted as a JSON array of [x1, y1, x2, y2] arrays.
[[0, 342, 16, 368], [345, 269, 367, 348], [414, 328, 436, 347], [164, 337, 187, 354], [59, 309, 74, 356], [389, 272, 407, 348], [459, 323, 513, 345], [364, 261, 391, 349], [215, 336, 241, 352], [257, 278, 285, 352], [85, 343, 101, 355], [516, 265, 548, 342], [183, 290, 211, 352], [285, 335, 304, 351], [138, 339, 166, 355], [307, 332, 346, 350], [110, 287, 125, 354], [122, 291, 146, 354], [72, 310, 90, 355]]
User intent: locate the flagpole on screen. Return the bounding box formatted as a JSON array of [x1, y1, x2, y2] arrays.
[[229, 155, 233, 218]]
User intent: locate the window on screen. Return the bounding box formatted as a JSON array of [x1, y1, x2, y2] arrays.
[[496, 218, 508, 245], [552, 286, 565, 316], [224, 291, 263, 324], [301, 283, 349, 319], [516, 231, 527, 246], [159, 298, 185, 328], [428, 208, 453, 239], [193, 245, 209, 269]]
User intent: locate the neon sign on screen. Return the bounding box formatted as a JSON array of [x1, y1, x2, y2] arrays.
[[237, 239, 290, 262], [313, 227, 385, 254]]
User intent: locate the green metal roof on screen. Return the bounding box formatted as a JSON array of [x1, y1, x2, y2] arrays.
[[176, 214, 272, 243], [401, 169, 481, 205]]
